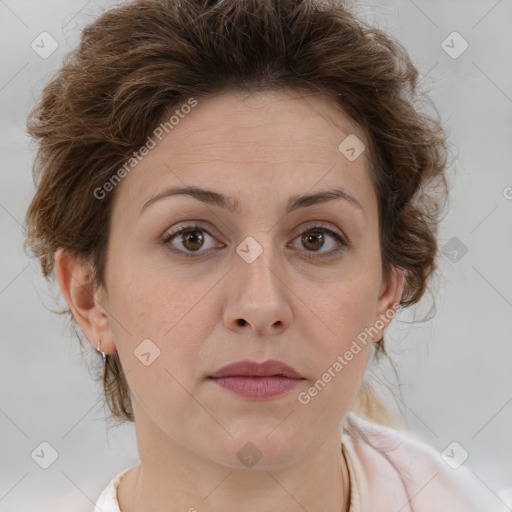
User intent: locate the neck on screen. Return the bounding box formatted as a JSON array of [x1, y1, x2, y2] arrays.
[[117, 404, 351, 512]]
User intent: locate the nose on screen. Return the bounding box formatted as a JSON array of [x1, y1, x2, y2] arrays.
[[224, 236, 293, 337]]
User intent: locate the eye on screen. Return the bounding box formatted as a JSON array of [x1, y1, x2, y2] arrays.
[[162, 223, 220, 256], [289, 225, 349, 259]]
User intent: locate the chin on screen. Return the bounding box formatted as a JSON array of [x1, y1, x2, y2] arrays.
[[204, 431, 305, 471]]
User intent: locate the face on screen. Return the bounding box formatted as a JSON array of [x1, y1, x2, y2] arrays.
[[61, 89, 403, 470]]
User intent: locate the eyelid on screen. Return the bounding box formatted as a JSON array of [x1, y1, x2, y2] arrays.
[[162, 222, 219, 245], [295, 220, 345, 239]]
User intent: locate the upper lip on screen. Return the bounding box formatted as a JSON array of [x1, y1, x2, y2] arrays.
[[209, 359, 304, 379]]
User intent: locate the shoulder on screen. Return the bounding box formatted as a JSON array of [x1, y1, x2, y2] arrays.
[[94, 465, 135, 512], [341, 413, 497, 512]]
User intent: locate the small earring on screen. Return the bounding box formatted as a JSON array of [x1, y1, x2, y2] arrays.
[[375, 336, 386, 355], [96, 339, 107, 363]]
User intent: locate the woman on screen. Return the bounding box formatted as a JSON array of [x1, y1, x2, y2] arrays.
[[23, 0, 495, 510]]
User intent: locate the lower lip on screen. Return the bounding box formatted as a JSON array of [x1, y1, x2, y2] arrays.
[[209, 376, 303, 400]]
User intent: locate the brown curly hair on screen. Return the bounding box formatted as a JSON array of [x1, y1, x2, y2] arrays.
[[24, 0, 451, 427]]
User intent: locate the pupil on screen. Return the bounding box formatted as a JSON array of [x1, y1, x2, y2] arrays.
[[184, 231, 203, 250], [304, 232, 323, 250]]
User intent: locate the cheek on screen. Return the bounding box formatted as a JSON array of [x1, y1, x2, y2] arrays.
[[294, 291, 375, 424], [106, 278, 210, 427], [106, 253, 217, 378], [300, 259, 382, 340], [294, 262, 381, 393]]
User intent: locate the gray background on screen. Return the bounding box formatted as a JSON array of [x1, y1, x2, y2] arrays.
[[1, 0, 511, 510]]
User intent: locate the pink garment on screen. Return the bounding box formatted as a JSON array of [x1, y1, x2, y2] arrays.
[[341, 414, 498, 511], [94, 413, 499, 511]]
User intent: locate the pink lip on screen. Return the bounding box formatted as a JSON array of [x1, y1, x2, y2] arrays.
[[208, 360, 304, 400]]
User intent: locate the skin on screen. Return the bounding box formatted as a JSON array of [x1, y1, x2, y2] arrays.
[[55, 89, 404, 512]]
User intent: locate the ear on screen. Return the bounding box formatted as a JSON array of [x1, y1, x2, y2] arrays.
[[54, 248, 116, 354], [371, 266, 405, 342]]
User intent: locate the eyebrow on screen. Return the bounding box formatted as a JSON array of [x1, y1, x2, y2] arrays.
[[140, 185, 363, 216]]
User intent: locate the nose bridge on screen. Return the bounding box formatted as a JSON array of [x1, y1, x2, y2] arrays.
[[237, 230, 276, 276], [234, 230, 285, 299]]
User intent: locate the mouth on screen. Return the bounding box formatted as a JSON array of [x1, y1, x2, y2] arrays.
[[208, 359, 305, 400]]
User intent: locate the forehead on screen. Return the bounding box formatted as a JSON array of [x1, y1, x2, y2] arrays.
[[110, 89, 375, 220], [164, 89, 366, 159]]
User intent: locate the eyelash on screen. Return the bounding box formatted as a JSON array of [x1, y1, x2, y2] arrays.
[[161, 222, 349, 260]]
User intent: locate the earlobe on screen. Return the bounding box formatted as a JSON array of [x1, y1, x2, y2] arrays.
[[54, 248, 115, 353]]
